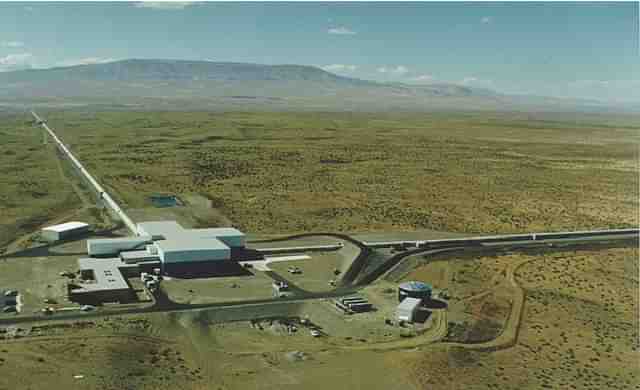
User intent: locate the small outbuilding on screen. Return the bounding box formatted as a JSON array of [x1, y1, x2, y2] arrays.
[[41, 221, 89, 242], [396, 297, 422, 323]]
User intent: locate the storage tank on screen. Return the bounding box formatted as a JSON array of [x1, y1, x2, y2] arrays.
[[398, 281, 432, 302]]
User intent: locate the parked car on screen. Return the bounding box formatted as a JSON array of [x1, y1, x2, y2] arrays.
[[3, 306, 16, 313], [4, 290, 18, 297], [310, 329, 321, 337], [42, 307, 54, 315], [287, 266, 302, 274], [80, 305, 95, 312]]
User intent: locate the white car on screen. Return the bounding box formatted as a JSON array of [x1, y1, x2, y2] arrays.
[[42, 307, 55, 315], [80, 305, 95, 312], [310, 329, 321, 337], [4, 290, 18, 297]]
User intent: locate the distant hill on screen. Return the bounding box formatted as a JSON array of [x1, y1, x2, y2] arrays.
[[0, 59, 373, 84], [0, 59, 630, 112]]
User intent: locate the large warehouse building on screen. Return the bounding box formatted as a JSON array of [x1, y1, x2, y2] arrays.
[[85, 220, 246, 270], [72, 221, 248, 303]]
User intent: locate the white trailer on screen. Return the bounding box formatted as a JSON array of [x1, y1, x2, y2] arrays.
[[41, 221, 89, 242], [396, 297, 422, 323]]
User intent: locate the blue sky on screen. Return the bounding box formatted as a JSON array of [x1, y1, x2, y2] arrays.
[[0, 1, 638, 103]]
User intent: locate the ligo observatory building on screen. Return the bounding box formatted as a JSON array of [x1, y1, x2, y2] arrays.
[[87, 221, 246, 271], [32, 111, 257, 304], [70, 221, 253, 303]]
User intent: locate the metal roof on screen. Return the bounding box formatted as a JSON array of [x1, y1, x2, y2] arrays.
[[190, 227, 245, 238], [42, 221, 89, 233], [154, 237, 229, 252], [87, 236, 152, 246], [136, 221, 184, 239], [399, 281, 432, 291], [136, 221, 244, 240], [120, 250, 160, 263]]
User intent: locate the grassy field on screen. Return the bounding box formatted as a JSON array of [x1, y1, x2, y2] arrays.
[[3, 242, 635, 390], [394, 245, 638, 389], [0, 310, 422, 390], [0, 109, 637, 389], [1, 110, 637, 252]]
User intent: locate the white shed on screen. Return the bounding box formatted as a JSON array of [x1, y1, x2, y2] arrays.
[[41, 221, 89, 242], [396, 297, 422, 323]]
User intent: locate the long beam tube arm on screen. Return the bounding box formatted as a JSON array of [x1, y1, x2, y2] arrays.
[[31, 111, 139, 236]]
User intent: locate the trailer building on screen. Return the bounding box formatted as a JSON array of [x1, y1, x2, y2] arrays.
[[396, 297, 422, 323], [41, 221, 89, 242]]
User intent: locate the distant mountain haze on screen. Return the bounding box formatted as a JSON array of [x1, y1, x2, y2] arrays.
[[0, 59, 632, 113]]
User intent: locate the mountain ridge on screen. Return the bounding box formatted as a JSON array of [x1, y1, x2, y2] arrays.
[[0, 59, 634, 113]]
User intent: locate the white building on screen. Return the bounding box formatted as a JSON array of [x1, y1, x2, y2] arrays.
[[396, 297, 422, 323], [155, 237, 230, 263], [41, 221, 89, 242], [136, 222, 245, 248], [87, 221, 246, 274]]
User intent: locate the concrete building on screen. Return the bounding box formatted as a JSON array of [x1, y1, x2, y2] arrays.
[[155, 237, 230, 263], [87, 221, 249, 275], [69, 258, 136, 303], [398, 281, 432, 302], [396, 297, 422, 323], [41, 221, 89, 242]]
